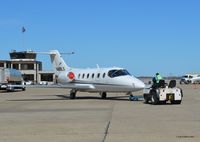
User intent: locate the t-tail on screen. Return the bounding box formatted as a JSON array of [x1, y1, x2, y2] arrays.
[[50, 50, 69, 72]]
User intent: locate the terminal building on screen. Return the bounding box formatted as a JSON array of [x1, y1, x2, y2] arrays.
[[0, 50, 55, 84]]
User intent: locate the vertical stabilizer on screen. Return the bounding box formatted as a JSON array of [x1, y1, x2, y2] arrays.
[[50, 50, 69, 72]]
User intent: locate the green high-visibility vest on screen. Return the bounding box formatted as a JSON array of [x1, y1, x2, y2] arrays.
[[156, 74, 162, 83]]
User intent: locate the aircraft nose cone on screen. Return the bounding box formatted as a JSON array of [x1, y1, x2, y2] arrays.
[[135, 79, 145, 89]]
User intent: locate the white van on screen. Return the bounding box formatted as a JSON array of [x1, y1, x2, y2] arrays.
[[180, 74, 200, 84]]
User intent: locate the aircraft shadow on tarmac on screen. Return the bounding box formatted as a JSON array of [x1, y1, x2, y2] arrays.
[[56, 95, 133, 101], [7, 94, 144, 102]]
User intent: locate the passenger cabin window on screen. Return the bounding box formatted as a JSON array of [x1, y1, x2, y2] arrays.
[[103, 73, 106, 78], [108, 69, 130, 78], [78, 74, 81, 79], [92, 73, 95, 78], [87, 73, 89, 78], [97, 73, 100, 78], [82, 74, 85, 79]]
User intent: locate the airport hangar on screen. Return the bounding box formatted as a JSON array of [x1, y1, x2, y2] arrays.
[[0, 50, 55, 84]]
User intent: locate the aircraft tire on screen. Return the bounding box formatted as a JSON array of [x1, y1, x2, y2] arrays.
[[70, 92, 76, 99], [101, 92, 107, 99]]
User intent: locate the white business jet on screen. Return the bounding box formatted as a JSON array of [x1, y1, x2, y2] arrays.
[[46, 50, 145, 99]]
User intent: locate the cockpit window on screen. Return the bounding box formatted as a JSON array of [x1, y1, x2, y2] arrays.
[[108, 69, 130, 78]]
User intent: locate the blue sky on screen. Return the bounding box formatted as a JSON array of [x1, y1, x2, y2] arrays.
[[0, 0, 200, 76]]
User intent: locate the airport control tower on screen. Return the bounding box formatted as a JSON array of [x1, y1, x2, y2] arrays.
[[10, 50, 37, 61]]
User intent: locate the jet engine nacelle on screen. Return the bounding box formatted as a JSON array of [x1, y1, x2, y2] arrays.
[[57, 71, 75, 84]]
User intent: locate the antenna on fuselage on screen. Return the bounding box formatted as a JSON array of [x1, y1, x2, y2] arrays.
[[96, 64, 100, 69]]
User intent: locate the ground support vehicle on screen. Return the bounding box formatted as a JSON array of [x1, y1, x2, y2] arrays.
[[143, 80, 183, 105], [0, 68, 25, 92]]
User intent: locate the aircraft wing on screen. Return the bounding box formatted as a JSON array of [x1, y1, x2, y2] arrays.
[[59, 83, 95, 90], [26, 83, 95, 90]]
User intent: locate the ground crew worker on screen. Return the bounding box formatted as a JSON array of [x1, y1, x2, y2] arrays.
[[155, 73, 162, 83]]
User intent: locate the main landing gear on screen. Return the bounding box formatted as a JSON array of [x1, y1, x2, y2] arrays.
[[100, 92, 107, 99], [69, 89, 77, 99], [69, 90, 107, 99]]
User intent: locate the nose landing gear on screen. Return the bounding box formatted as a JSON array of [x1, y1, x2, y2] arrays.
[[100, 92, 107, 99]]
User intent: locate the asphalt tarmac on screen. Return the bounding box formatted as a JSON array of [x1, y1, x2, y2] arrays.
[[0, 84, 199, 142]]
